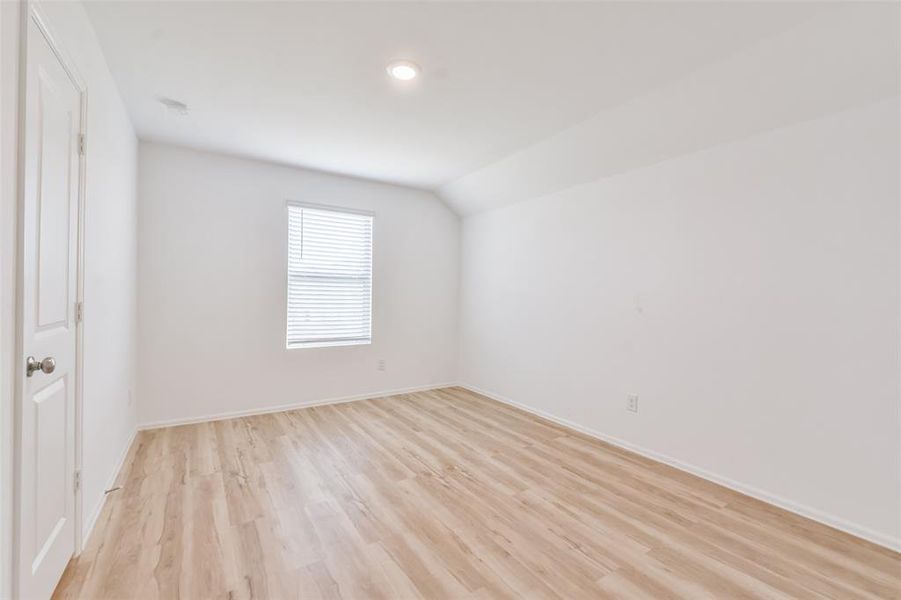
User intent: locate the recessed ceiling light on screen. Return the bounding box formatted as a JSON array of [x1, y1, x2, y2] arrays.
[[386, 60, 420, 81], [158, 97, 189, 115]]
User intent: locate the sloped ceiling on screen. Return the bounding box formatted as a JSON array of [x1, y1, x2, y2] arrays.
[[440, 4, 901, 215], [83, 2, 898, 216]]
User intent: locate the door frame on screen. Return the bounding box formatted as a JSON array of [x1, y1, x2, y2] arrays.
[[12, 2, 87, 595]]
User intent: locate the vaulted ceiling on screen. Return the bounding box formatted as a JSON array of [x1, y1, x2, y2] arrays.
[[84, 2, 898, 215]]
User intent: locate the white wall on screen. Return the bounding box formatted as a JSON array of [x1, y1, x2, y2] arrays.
[[14, 0, 139, 547], [458, 98, 900, 549], [137, 143, 459, 426]]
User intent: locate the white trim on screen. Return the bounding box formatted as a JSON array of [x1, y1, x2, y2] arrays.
[[137, 383, 456, 430], [0, 3, 23, 596], [27, 3, 84, 90], [287, 338, 371, 350], [457, 382, 901, 553], [285, 198, 375, 217], [80, 428, 136, 546], [7, 6, 26, 598]]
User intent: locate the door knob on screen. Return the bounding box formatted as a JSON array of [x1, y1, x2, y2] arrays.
[[26, 356, 55, 377]]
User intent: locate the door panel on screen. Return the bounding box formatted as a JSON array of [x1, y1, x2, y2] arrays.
[[36, 68, 74, 331], [17, 11, 82, 600], [33, 377, 68, 557]]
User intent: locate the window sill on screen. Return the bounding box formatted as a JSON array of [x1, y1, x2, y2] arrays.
[[287, 339, 371, 350]]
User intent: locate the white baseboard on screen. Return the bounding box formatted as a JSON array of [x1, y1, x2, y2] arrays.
[[81, 427, 137, 549], [137, 382, 457, 431], [457, 382, 901, 553]]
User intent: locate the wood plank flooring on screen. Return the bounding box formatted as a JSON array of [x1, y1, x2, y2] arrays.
[[53, 387, 900, 599]]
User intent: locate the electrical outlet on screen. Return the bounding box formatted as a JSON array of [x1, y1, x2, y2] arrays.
[[377, 359, 385, 371], [626, 394, 639, 413]]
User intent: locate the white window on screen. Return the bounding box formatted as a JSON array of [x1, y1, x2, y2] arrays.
[[286, 203, 373, 348]]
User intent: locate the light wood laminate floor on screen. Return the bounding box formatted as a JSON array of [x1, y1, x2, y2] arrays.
[[54, 387, 900, 599]]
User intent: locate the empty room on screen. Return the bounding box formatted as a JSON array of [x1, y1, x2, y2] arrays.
[[1, 1, 899, 598]]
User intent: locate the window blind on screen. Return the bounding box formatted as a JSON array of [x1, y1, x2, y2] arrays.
[[287, 204, 373, 348]]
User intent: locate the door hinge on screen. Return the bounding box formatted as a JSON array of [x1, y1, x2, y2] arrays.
[[75, 301, 84, 323], [74, 470, 81, 492], [78, 134, 86, 156]]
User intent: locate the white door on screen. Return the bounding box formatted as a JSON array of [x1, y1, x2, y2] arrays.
[[17, 12, 83, 600]]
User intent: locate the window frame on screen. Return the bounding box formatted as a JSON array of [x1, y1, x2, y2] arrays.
[[285, 200, 374, 350]]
